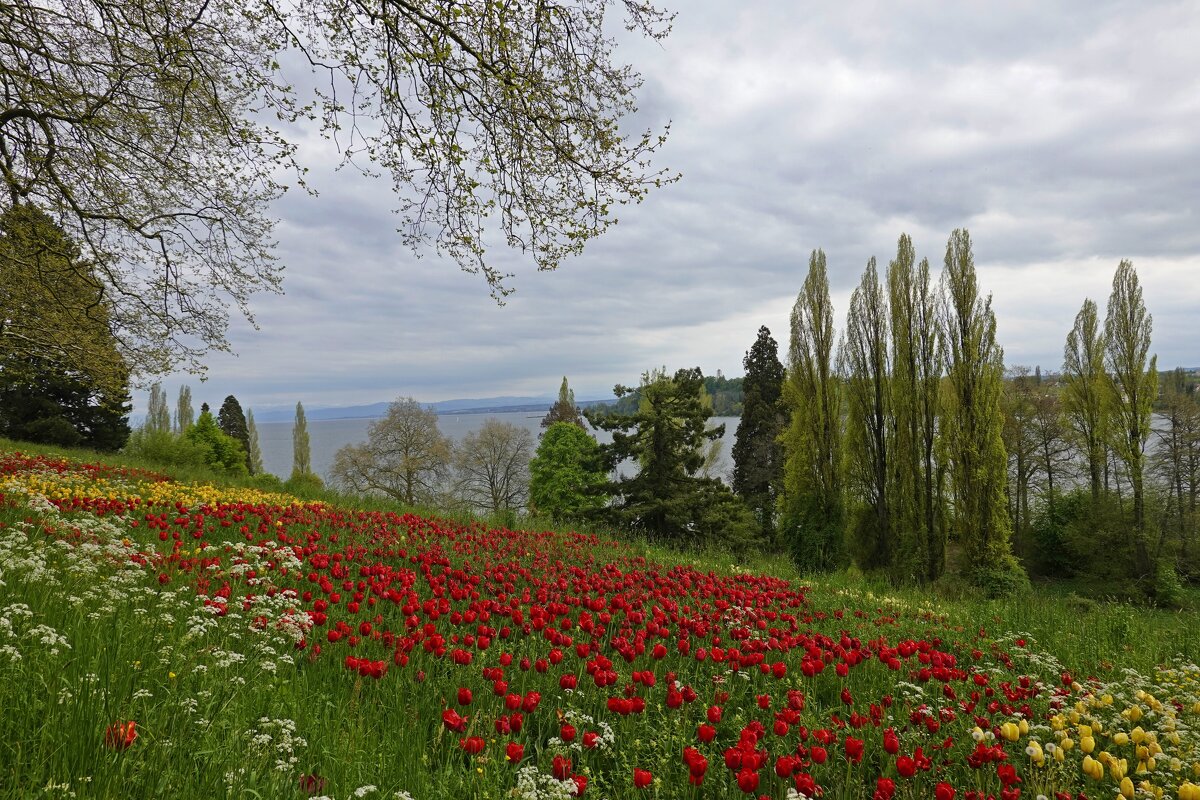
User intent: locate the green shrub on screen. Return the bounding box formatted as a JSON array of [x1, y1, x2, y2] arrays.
[[122, 428, 209, 471], [284, 471, 325, 496], [1155, 561, 1187, 609], [247, 472, 285, 492], [184, 410, 248, 477], [971, 554, 1031, 599]]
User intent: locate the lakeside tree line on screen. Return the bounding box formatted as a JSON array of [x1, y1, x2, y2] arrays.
[[322, 229, 1195, 604], [3, 208, 1195, 602]]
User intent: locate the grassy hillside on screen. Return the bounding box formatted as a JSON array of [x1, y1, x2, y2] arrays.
[[3, 440, 1200, 800]]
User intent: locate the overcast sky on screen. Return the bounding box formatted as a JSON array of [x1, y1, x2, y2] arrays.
[[144, 0, 1199, 415]]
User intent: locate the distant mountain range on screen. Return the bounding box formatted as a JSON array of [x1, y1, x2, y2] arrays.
[[251, 395, 611, 423]]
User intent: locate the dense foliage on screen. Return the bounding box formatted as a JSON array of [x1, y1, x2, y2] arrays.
[[529, 422, 607, 521]]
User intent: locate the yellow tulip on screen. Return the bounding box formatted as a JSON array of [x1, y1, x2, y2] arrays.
[[1079, 724, 1093, 738], [1119, 776, 1134, 799], [1113, 732, 1130, 746], [1000, 722, 1020, 742], [1131, 727, 1147, 744], [1081, 736, 1096, 754], [1082, 756, 1103, 781], [1018, 719, 1029, 735]]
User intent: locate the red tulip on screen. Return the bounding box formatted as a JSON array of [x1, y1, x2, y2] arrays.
[[935, 782, 957, 800], [560, 723, 577, 742], [552, 754, 572, 780], [505, 742, 525, 763], [104, 720, 137, 750], [736, 768, 759, 793], [698, 723, 716, 742], [459, 736, 485, 754], [633, 768, 653, 789], [457, 687, 473, 706], [442, 709, 468, 733]]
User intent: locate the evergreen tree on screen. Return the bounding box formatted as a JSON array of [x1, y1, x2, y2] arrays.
[[217, 395, 251, 471], [292, 402, 312, 478], [542, 377, 586, 428], [145, 383, 171, 433], [246, 409, 265, 475], [184, 407, 248, 476], [731, 326, 786, 547], [1104, 260, 1157, 577], [588, 367, 730, 542], [840, 258, 892, 570], [1062, 299, 1109, 500], [939, 229, 1020, 589], [887, 237, 945, 582], [175, 385, 194, 433], [529, 422, 607, 520], [780, 249, 843, 571], [0, 352, 132, 451]]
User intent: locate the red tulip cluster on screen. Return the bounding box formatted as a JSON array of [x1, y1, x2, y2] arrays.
[[5, 451, 1160, 799]]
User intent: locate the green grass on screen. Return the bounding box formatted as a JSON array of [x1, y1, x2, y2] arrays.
[[4, 439, 1200, 799]]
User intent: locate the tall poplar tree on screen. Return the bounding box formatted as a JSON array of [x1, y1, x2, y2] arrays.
[[732, 326, 786, 546], [1104, 260, 1157, 577], [145, 383, 171, 432], [939, 229, 1019, 587], [246, 409, 265, 475], [1062, 299, 1109, 500], [887, 238, 945, 582], [175, 385, 195, 433], [840, 258, 892, 570], [781, 250, 843, 571], [292, 402, 312, 478]]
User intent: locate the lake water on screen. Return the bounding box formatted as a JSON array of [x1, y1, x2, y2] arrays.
[[255, 412, 742, 483]]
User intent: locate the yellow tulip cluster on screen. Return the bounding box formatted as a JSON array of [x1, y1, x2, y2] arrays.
[[137, 480, 304, 510]]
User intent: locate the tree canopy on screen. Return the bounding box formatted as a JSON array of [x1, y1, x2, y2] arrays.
[[529, 421, 606, 520], [587, 367, 727, 540], [330, 397, 451, 506], [0, 0, 676, 378], [731, 326, 785, 546]]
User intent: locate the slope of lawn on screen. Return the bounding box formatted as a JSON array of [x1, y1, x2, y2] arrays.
[[3, 443, 1200, 800]]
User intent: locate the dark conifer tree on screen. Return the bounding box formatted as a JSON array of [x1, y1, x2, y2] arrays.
[[731, 326, 786, 547], [217, 395, 252, 472], [588, 367, 753, 545]]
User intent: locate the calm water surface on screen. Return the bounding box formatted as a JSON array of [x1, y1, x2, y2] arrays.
[[256, 412, 741, 483]]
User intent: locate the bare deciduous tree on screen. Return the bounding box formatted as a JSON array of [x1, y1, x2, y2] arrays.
[[453, 419, 533, 514], [330, 398, 450, 506]]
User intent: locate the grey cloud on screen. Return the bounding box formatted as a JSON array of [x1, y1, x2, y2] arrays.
[[139, 0, 1200, 415]]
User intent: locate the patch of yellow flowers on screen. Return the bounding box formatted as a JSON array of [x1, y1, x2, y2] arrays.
[[4, 465, 307, 511], [1030, 674, 1200, 800]]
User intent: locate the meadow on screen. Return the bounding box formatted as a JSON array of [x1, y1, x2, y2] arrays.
[[3, 443, 1200, 800]]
